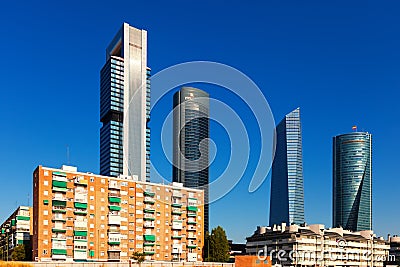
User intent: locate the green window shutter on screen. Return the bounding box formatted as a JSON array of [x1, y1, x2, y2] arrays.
[[43, 200, 49, 205], [17, 216, 30, 221], [143, 235, 156, 242], [74, 231, 88, 237], [52, 180, 67, 188], [109, 205, 121, 211], [74, 202, 88, 209], [187, 206, 198, 212], [11, 219, 16, 226], [52, 249, 67, 255], [52, 200, 67, 207], [108, 197, 121, 203]]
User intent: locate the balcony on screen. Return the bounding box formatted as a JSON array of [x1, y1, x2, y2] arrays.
[[52, 179, 68, 191], [172, 235, 182, 239], [52, 234, 66, 240], [172, 220, 182, 230], [144, 248, 155, 255], [52, 206, 66, 213], [52, 196, 67, 201], [171, 202, 182, 208], [187, 244, 197, 249], [144, 242, 155, 247], [144, 214, 155, 221], [108, 196, 121, 203], [52, 215, 66, 222], [108, 181, 120, 190], [144, 197, 155, 204], [187, 235, 197, 239], [52, 200, 67, 207], [108, 215, 121, 225], [172, 190, 182, 198], [74, 202, 87, 209], [74, 220, 87, 228], [108, 235, 121, 245], [52, 227, 67, 233], [109, 205, 121, 211], [144, 208, 155, 213], [74, 230, 88, 237], [74, 209, 87, 215], [187, 219, 197, 225], [143, 235, 156, 242], [187, 212, 197, 217], [74, 177, 88, 186], [108, 192, 121, 197], [144, 191, 155, 197], [172, 208, 182, 215], [187, 206, 198, 212], [108, 246, 121, 252], [51, 249, 67, 255], [144, 222, 155, 228]]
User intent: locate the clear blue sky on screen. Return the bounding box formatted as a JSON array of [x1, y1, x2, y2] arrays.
[[1, 0, 399, 242]]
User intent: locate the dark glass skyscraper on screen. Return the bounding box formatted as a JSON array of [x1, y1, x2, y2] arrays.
[[173, 87, 209, 233], [269, 108, 305, 226], [333, 132, 372, 231], [100, 23, 150, 181]]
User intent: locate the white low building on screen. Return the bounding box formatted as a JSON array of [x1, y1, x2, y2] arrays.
[[246, 223, 390, 267]]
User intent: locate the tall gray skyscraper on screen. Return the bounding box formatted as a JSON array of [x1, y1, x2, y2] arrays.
[[333, 132, 372, 231], [269, 108, 305, 226], [173, 87, 209, 233], [100, 23, 150, 181]]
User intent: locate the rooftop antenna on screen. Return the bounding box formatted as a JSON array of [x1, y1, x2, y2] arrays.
[[66, 145, 70, 165]]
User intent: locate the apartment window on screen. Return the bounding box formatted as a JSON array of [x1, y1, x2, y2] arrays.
[[101, 216, 105, 220], [90, 224, 94, 229], [43, 249, 48, 255], [90, 186, 94, 191], [90, 196, 94, 200], [101, 224, 105, 229], [100, 233, 105, 238], [101, 179, 105, 184], [90, 214, 95, 219], [44, 180, 48, 186], [101, 188, 105, 193], [101, 206, 105, 211], [90, 177, 94, 182], [44, 190, 48, 196], [101, 198, 105, 202], [90, 205, 94, 210], [100, 252, 105, 256], [129, 187, 134, 191], [43, 220, 48, 225], [43, 210, 48, 215], [43, 230, 48, 235]]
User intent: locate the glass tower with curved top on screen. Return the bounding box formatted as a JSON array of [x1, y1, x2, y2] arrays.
[[333, 132, 372, 231], [173, 87, 209, 233]]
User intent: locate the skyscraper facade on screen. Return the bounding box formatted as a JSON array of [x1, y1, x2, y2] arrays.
[[333, 132, 372, 231], [269, 108, 305, 226], [173, 87, 210, 233], [100, 23, 150, 181]]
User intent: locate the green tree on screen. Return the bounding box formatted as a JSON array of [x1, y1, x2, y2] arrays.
[[204, 226, 230, 262], [11, 244, 26, 261], [131, 251, 145, 266]]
